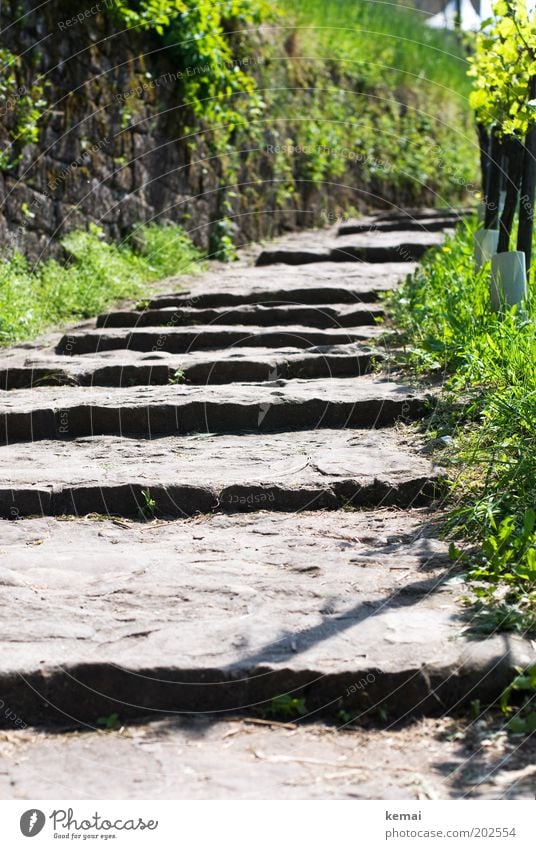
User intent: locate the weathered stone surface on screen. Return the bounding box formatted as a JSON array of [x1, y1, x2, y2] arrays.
[[0, 428, 443, 517], [56, 325, 383, 356], [0, 377, 433, 442], [148, 261, 416, 308], [255, 230, 446, 266], [96, 302, 384, 329], [0, 511, 531, 727], [0, 344, 382, 389], [375, 207, 471, 223], [1, 715, 532, 800], [338, 219, 455, 235]]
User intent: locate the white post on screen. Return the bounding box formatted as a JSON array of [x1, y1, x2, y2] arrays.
[[474, 229, 499, 270], [490, 250, 527, 311]]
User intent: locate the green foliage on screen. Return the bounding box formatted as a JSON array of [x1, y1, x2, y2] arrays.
[[389, 219, 536, 635], [111, 0, 477, 252], [0, 223, 202, 344], [96, 712, 122, 730], [113, 0, 270, 148], [265, 694, 307, 719], [500, 665, 536, 733], [139, 488, 157, 520], [468, 0, 536, 136], [0, 48, 46, 168]]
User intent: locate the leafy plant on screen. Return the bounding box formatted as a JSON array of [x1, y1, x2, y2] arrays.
[[500, 665, 536, 733], [169, 367, 186, 384], [96, 712, 122, 730], [468, 0, 536, 138], [139, 488, 157, 520], [265, 694, 307, 719]]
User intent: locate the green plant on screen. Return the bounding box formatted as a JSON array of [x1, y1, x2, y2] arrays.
[[265, 694, 307, 719], [500, 665, 536, 733], [139, 488, 157, 520], [0, 48, 46, 168], [169, 367, 186, 384], [96, 712, 121, 730], [389, 218, 536, 636], [468, 0, 535, 138], [0, 223, 202, 345]]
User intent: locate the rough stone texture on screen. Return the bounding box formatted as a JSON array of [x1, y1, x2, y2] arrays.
[[1, 217, 532, 800], [96, 302, 384, 329], [0, 344, 382, 389], [0, 377, 433, 442], [56, 324, 384, 356], [256, 230, 447, 266], [147, 261, 417, 308], [0, 511, 531, 728], [1, 716, 534, 800], [338, 218, 459, 235], [0, 428, 443, 517]]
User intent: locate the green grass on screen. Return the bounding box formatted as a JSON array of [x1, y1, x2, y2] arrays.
[[256, 0, 478, 206], [283, 0, 471, 96], [389, 220, 536, 641], [0, 223, 202, 345]]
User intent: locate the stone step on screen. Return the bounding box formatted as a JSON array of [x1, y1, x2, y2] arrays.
[[1, 714, 521, 800], [0, 511, 530, 727], [96, 302, 384, 330], [0, 344, 381, 389], [148, 262, 413, 309], [0, 428, 442, 517], [0, 377, 432, 442], [338, 219, 455, 236], [56, 325, 383, 356], [375, 207, 471, 223], [255, 231, 445, 267], [256, 242, 435, 266]]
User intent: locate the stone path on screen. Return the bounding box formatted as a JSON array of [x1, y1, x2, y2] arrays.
[[0, 210, 533, 799]]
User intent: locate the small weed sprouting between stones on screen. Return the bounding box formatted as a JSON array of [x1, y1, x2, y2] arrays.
[[96, 712, 121, 731], [264, 695, 307, 720], [168, 368, 186, 385], [139, 489, 157, 521]]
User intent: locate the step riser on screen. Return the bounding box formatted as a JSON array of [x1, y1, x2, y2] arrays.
[[338, 220, 456, 235], [148, 287, 385, 308], [0, 477, 440, 519], [0, 660, 517, 728], [1, 397, 429, 443], [0, 354, 378, 390], [256, 244, 430, 266], [56, 329, 378, 355], [96, 307, 383, 329]]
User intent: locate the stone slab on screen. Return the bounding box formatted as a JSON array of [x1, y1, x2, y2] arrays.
[[0, 377, 433, 441], [0, 344, 382, 389], [1, 715, 532, 800], [148, 261, 415, 308], [56, 325, 384, 356], [96, 302, 383, 329], [0, 510, 531, 727], [0, 428, 442, 517], [255, 231, 446, 266]]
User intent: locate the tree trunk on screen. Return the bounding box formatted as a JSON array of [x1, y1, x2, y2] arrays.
[[497, 137, 524, 254], [517, 75, 536, 273], [477, 122, 490, 198], [485, 129, 503, 228]]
